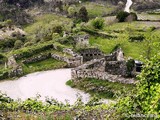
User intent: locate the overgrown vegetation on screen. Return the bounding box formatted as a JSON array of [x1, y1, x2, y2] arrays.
[[66, 78, 134, 99]]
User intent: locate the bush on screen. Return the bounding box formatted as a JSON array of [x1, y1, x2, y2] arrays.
[[91, 17, 105, 30], [116, 11, 129, 22], [52, 25, 63, 34], [52, 33, 60, 40], [0, 38, 16, 49], [126, 59, 135, 77], [68, 6, 76, 17], [14, 40, 23, 49], [78, 6, 89, 22]]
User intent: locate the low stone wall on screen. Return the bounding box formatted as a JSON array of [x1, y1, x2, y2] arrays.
[[71, 69, 135, 84], [71, 58, 135, 84], [51, 53, 83, 68], [77, 58, 106, 72], [63, 48, 79, 57], [22, 53, 51, 64]]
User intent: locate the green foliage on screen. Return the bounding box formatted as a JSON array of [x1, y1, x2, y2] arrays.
[[67, 78, 134, 99], [11, 43, 54, 60], [116, 11, 129, 22], [129, 34, 144, 42], [91, 17, 105, 30], [110, 52, 160, 119], [14, 40, 23, 49], [126, 59, 135, 77], [52, 33, 60, 40], [68, 6, 77, 17], [78, 6, 89, 22], [0, 38, 16, 49], [24, 14, 72, 43], [4, 19, 13, 27], [66, 80, 75, 88], [0, 92, 110, 119], [52, 25, 63, 35], [22, 58, 67, 74]]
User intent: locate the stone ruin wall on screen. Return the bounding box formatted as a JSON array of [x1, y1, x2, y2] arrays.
[[74, 34, 90, 46], [17, 46, 83, 68], [105, 61, 127, 76], [79, 48, 104, 62], [22, 53, 51, 64], [71, 58, 135, 84], [71, 48, 136, 84], [51, 53, 83, 68]]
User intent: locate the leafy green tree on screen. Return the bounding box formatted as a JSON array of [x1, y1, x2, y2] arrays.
[[91, 17, 105, 29], [116, 11, 129, 22]]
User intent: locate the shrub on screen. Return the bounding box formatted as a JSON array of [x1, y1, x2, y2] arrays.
[[0, 38, 16, 49], [52, 33, 60, 40], [78, 6, 89, 22], [4, 19, 13, 27], [126, 59, 135, 77], [14, 40, 23, 49], [52, 25, 63, 34], [91, 17, 105, 29], [68, 6, 76, 17], [116, 11, 129, 22]]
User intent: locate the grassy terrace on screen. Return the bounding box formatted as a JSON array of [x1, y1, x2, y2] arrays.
[[88, 20, 160, 59], [76, 2, 117, 18], [66, 78, 135, 99], [22, 58, 67, 74]]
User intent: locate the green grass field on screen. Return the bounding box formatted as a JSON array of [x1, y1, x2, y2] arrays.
[[76, 2, 116, 18], [88, 20, 160, 59], [22, 58, 67, 74]]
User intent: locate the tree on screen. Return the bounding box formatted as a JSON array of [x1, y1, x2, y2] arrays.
[[91, 17, 105, 29], [109, 49, 160, 119], [116, 11, 129, 22], [78, 6, 89, 22]]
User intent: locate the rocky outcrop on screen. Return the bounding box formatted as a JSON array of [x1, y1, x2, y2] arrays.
[[74, 34, 89, 47], [0, 26, 26, 40], [7, 56, 23, 77]]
